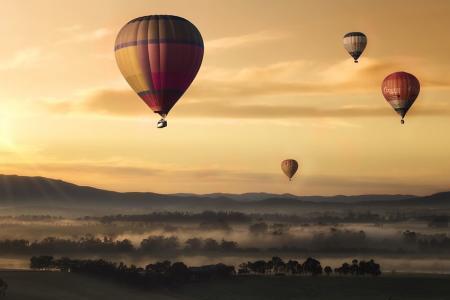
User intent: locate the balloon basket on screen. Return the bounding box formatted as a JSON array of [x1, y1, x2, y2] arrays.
[[157, 119, 168, 128]]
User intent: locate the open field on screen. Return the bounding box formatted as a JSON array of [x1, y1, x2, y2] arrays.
[[0, 270, 172, 300], [1, 271, 449, 300]]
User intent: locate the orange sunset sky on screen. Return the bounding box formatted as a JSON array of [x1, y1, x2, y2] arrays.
[[0, 0, 449, 195]]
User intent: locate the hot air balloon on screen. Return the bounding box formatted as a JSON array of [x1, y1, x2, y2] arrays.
[[343, 32, 367, 63], [115, 15, 204, 128], [281, 159, 299, 181], [381, 72, 420, 124]]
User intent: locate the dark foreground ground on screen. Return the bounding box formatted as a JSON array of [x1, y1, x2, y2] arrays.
[[0, 271, 449, 300]]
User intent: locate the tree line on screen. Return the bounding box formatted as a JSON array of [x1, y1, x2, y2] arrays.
[[87, 211, 252, 224], [3, 232, 449, 255], [30, 256, 235, 288], [0, 235, 246, 254], [83, 210, 436, 225], [403, 230, 450, 251], [2, 211, 449, 226], [29, 255, 381, 290], [238, 257, 381, 276], [0, 233, 374, 255]]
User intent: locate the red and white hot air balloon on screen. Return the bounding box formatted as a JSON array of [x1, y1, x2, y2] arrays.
[[381, 72, 420, 124]]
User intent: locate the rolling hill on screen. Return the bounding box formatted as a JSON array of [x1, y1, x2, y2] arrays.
[[0, 174, 448, 216]]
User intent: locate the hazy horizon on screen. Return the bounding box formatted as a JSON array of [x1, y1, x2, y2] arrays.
[[0, 173, 447, 197]]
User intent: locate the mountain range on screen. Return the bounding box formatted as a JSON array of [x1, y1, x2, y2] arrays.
[[0, 174, 448, 216]]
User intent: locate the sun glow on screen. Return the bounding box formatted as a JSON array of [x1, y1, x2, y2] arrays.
[[0, 111, 16, 151]]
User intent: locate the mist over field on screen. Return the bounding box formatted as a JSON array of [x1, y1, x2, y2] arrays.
[[1, 202, 449, 274]]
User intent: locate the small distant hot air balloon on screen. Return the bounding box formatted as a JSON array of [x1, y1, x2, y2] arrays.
[[115, 15, 204, 128], [343, 32, 367, 63], [381, 72, 420, 124], [281, 159, 299, 181]]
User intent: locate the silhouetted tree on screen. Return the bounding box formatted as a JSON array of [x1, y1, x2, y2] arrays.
[[270, 257, 286, 274], [302, 257, 322, 275], [220, 239, 238, 251], [247, 260, 267, 274], [238, 263, 250, 275], [169, 262, 190, 284], [184, 238, 203, 251], [351, 259, 359, 275], [286, 260, 302, 275], [203, 238, 220, 251], [30, 255, 54, 270], [334, 259, 381, 276], [145, 260, 171, 274], [140, 236, 179, 253]]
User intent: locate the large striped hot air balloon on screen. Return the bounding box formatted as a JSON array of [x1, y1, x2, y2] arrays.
[[281, 159, 299, 181], [382, 72, 420, 124], [115, 15, 204, 128], [343, 32, 367, 63]]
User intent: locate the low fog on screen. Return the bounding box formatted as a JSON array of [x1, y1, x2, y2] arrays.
[[0, 210, 449, 273]]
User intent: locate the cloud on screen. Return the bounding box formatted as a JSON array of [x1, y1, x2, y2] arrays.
[[44, 87, 450, 121], [57, 24, 83, 32], [55, 28, 112, 44], [44, 89, 147, 116], [191, 58, 450, 98], [41, 57, 450, 119], [206, 30, 288, 50], [0, 161, 273, 183], [175, 101, 450, 119], [0, 48, 43, 71]]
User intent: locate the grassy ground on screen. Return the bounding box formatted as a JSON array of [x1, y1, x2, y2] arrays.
[[0, 271, 449, 300], [0, 270, 174, 300], [172, 275, 450, 300]]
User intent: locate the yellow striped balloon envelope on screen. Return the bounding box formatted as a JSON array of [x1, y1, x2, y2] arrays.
[[115, 15, 204, 128], [281, 159, 299, 181]]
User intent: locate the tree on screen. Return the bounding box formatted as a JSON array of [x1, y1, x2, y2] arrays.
[[116, 239, 134, 252], [238, 263, 249, 275], [203, 238, 220, 251], [185, 238, 203, 251], [271, 257, 286, 274], [286, 260, 302, 275], [220, 240, 238, 251], [247, 260, 267, 274], [145, 260, 171, 274], [302, 257, 322, 276], [169, 262, 191, 284], [351, 259, 359, 275], [324, 266, 332, 276], [363, 259, 381, 276], [335, 262, 351, 275], [30, 256, 54, 270], [140, 236, 179, 253]]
